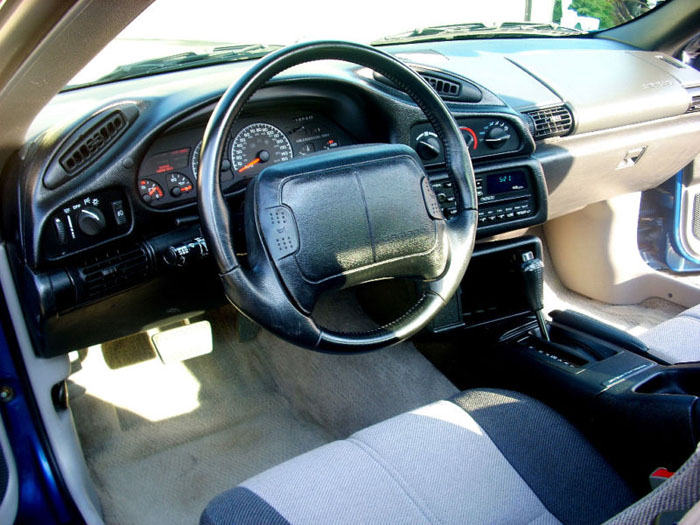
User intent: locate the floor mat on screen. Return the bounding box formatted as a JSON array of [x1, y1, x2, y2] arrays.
[[70, 302, 457, 524], [70, 330, 332, 525]]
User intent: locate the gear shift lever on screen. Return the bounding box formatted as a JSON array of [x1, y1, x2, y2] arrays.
[[519, 251, 550, 341]]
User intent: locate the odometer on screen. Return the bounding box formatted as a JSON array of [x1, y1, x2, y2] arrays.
[[230, 123, 293, 177]]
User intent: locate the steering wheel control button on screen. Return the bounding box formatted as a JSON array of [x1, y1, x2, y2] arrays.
[[77, 206, 106, 236], [422, 178, 444, 220], [261, 206, 299, 260]]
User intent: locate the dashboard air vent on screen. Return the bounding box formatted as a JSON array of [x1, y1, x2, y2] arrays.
[[59, 111, 127, 173], [77, 245, 150, 298], [686, 86, 700, 113], [420, 73, 461, 98], [523, 105, 573, 139], [44, 103, 138, 190], [371, 68, 482, 102]]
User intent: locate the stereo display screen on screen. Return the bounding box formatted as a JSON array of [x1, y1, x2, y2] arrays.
[[486, 170, 528, 195]]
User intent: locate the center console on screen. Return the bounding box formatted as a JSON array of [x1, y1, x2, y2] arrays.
[[419, 234, 700, 495]]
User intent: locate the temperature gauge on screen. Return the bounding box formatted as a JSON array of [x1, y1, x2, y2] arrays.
[[139, 179, 164, 203]]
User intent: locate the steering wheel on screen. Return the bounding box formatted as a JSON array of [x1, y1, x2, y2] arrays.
[[197, 41, 477, 352]]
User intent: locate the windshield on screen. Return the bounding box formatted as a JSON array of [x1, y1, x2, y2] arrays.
[[66, 0, 665, 89]]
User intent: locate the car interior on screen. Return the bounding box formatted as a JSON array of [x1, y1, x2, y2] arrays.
[[0, 0, 700, 523]]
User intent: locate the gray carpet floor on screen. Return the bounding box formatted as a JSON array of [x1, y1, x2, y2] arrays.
[[69, 301, 458, 525]]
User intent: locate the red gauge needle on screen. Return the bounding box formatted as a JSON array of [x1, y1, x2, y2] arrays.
[[238, 157, 261, 173], [148, 187, 158, 196]]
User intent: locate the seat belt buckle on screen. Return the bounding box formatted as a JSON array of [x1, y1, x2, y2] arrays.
[[649, 467, 674, 490]]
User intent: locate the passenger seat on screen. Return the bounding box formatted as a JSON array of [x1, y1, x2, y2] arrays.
[[639, 304, 700, 364]]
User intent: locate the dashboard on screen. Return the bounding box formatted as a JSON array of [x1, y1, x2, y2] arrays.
[[4, 37, 700, 356]]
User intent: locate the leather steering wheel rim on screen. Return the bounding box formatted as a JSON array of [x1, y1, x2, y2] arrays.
[[197, 41, 477, 352]]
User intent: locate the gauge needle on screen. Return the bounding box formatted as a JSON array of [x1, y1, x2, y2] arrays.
[[238, 157, 261, 173], [148, 187, 158, 196]]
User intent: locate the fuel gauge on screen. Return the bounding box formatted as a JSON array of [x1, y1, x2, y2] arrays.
[[167, 172, 194, 197]]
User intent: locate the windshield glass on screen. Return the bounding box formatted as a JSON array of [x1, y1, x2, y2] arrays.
[[66, 0, 665, 89]]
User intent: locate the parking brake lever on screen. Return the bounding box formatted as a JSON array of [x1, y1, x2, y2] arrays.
[[519, 251, 550, 341]]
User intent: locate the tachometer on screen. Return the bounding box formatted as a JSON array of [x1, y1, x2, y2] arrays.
[[230, 123, 293, 177], [191, 141, 202, 178]]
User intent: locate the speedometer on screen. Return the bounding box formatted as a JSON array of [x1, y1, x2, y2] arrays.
[[230, 123, 293, 177]]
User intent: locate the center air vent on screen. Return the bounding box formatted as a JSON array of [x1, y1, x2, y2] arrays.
[[76, 245, 151, 299], [522, 105, 573, 139], [372, 67, 482, 102], [419, 73, 461, 98], [44, 103, 139, 189]]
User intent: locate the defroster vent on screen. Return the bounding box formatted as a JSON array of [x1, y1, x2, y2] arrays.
[[77, 245, 151, 299], [523, 105, 573, 139]]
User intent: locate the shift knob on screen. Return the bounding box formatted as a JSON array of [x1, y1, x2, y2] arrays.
[[520, 251, 545, 312], [519, 251, 549, 340]]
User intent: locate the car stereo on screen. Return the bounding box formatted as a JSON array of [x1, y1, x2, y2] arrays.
[[429, 159, 547, 237]]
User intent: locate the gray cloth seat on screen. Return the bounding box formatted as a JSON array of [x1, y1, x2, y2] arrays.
[[201, 389, 636, 525], [639, 304, 700, 364]]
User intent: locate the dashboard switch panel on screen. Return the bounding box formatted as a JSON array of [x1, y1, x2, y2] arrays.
[[43, 189, 132, 260]]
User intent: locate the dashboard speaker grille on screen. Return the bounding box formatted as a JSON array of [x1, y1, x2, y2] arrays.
[[523, 105, 573, 139], [420, 73, 461, 97], [59, 111, 128, 174], [78, 245, 150, 298]]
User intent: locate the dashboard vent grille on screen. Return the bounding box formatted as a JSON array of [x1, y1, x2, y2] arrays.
[[523, 105, 573, 139], [78, 245, 150, 298], [59, 111, 128, 174], [420, 73, 461, 98]]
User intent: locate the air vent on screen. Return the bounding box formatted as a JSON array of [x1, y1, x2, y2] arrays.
[[77, 245, 150, 298], [523, 105, 573, 139], [44, 104, 138, 189], [685, 86, 700, 113], [59, 111, 127, 173], [371, 68, 482, 102], [420, 73, 461, 98]]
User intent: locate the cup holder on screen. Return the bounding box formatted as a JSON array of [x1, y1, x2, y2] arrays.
[[635, 366, 700, 397]]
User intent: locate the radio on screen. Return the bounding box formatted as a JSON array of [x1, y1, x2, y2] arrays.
[[430, 166, 538, 228]]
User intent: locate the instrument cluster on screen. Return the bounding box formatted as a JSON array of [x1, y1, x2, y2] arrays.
[[137, 111, 351, 208]]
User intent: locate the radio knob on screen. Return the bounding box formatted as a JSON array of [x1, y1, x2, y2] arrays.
[[77, 206, 106, 236], [415, 134, 441, 160], [484, 127, 511, 149]]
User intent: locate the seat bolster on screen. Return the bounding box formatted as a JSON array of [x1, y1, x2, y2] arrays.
[[200, 487, 290, 525], [450, 389, 636, 525]]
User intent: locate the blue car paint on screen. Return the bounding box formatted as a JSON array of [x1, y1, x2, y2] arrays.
[[0, 301, 80, 524], [668, 171, 700, 270]]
